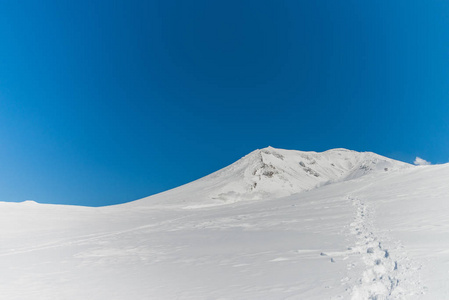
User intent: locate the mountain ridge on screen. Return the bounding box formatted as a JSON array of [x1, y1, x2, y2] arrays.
[[129, 147, 412, 208]]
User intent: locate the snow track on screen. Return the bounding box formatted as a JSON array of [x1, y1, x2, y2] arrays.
[[348, 196, 423, 299]]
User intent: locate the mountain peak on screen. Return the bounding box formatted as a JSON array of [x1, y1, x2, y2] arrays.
[[132, 148, 412, 208]]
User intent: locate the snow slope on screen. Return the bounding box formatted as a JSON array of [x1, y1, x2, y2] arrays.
[[129, 147, 411, 208], [1, 147, 448, 299]]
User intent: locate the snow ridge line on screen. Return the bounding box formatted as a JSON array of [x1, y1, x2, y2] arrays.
[[348, 196, 417, 300]]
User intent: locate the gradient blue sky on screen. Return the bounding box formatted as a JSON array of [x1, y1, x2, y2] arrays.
[[1, 0, 448, 206]]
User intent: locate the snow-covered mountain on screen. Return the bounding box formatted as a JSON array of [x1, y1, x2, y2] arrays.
[[1, 148, 449, 300], [130, 147, 410, 208]]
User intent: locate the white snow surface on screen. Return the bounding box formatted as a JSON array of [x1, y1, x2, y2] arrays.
[[130, 147, 410, 208], [1, 147, 449, 299]]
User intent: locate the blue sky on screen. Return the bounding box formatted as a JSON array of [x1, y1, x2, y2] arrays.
[[1, 0, 448, 206]]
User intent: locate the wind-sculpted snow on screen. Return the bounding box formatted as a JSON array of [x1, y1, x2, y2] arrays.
[[1, 148, 448, 299]]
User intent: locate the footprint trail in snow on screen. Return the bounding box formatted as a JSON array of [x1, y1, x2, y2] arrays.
[[347, 196, 425, 299]]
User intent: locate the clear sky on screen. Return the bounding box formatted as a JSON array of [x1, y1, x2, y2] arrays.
[[1, 0, 448, 206]]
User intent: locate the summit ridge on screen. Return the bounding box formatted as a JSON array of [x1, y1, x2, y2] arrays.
[[131, 147, 411, 208]]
